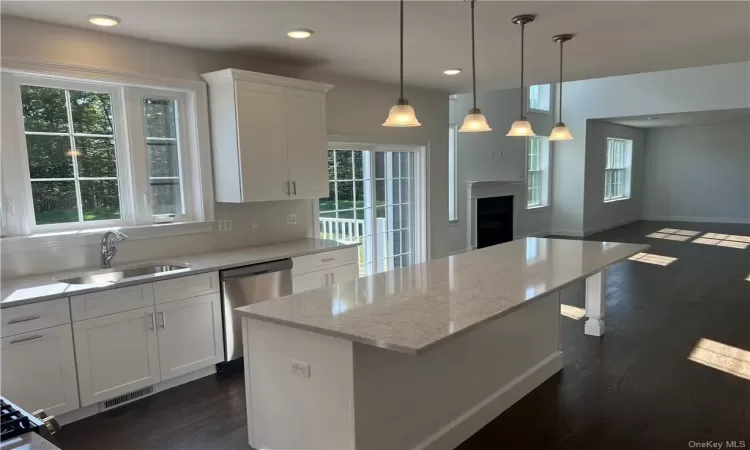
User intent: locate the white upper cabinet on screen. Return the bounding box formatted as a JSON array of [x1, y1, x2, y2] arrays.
[[202, 69, 333, 203]]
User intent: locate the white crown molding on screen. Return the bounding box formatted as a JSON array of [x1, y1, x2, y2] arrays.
[[201, 68, 334, 93]]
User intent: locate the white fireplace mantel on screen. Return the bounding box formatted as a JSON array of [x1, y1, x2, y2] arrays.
[[466, 180, 526, 251]]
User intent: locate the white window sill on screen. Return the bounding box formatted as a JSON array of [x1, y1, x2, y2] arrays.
[[526, 204, 550, 211], [1, 221, 215, 253], [448, 219, 460, 226], [527, 108, 552, 115], [603, 197, 631, 204]]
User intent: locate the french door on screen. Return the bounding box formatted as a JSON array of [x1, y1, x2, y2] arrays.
[[319, 145, 423, 276]]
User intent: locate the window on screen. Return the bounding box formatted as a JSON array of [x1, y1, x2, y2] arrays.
[[526, 136, 550, 208], [604, 138, 632, 202], [528, 84, 551, 113], [319, 146, 424, 276], [1, 71, 203, 235], [448, 124, 458, 222]]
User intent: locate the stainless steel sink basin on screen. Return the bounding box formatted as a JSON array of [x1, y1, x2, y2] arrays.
[[61, 264, 189, 285]]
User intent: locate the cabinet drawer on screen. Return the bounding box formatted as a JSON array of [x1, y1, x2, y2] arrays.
[[1, 298, 71, 337], [292, 248, 358, 276], [71, 284, 155, 321], [153, 272, 219, 305]]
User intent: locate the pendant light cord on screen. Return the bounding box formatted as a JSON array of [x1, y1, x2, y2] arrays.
[[400, 0, 404, 100], [470, 0, 477, 110], [520, 21, 525, 117], [558, 40, 563, 123]]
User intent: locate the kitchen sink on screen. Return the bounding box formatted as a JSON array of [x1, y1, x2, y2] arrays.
[[61, 264, 189, 285]]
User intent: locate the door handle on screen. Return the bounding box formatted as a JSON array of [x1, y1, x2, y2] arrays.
[[323, 273, 329, 286], [292, 181, 297, 195], [10, 334, 43, 344], [148, 313, 155, 331], [7, 315, 41, 324], [331, 272, 335, 284], [286, 181, 291, 196], [159, 312, 165, 329]]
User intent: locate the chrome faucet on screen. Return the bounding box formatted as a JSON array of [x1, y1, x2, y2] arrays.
[[101, 230, 128, 268]]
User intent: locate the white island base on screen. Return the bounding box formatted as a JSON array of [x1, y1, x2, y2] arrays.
[[242, 291, 563, 450]]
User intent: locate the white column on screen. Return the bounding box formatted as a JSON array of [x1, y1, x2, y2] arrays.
[[584, 271, 606, 336]]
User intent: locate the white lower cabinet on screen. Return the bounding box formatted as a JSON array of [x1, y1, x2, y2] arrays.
[[155, 294, 223, 381], [292, 263, 359, 294], [73, 306, 161, 407], [1, 324, 79, 415]]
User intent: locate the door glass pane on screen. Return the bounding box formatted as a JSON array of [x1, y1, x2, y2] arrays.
[[30, 180, 78, 225], [80, 180, 121, 221]]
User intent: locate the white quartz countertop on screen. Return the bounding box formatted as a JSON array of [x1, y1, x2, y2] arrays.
[[1, 238, 357, 308], [236, 238, 649, 355]]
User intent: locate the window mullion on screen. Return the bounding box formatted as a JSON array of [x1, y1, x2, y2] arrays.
[[64, 89, 84, 223]]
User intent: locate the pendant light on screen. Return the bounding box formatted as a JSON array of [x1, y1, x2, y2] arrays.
[[459, 0, 491, 132], [549, 34, 574, 141], [383, 0, 421, 127], [506, 14, 536, 137]]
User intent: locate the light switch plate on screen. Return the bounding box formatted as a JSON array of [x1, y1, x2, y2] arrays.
[[287, 214, 297, 225], [251, 217, 260, 229], [290, 360, 310, 378]]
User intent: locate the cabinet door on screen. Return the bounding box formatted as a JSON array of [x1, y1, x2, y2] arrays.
[[1, 325, 79, 415], [235, 81, 289, 202], [292, 270, 327, 293], [329, 264, 359, 285], [285, 88, 328, 199], [155, 293, 223, 381], [74, 307, 160, 407]]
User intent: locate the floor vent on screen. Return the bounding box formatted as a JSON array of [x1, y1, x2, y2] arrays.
[[101, 386, 154, 411]]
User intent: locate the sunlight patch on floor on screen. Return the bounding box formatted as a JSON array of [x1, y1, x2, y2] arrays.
[[746, 273, 750, 282], [694, 236, 750, 250], [647, 229, 700, 241], [560, 304, 586, 320], [628, 252, 677, 266], [689, 338, 750, 381]]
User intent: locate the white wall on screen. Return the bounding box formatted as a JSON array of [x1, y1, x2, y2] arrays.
[[583, 121, 646, 233], [447, 88, 555, 254], [643, 123, 750, 223], [553, 62, 750, 235], [0, 17, 449, 277]]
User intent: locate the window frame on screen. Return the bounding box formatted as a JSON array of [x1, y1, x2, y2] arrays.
[[603, 137, 633, 203], [448, 123, 458, 222], [527, 84, 552, 114], [0, 62, 213, 239], [526, 136, 550, 209]]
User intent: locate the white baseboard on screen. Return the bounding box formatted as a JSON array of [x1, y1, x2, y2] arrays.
[[412, 351, 563, 450], [58, 365, 217, 425], [642, 215, 750, 225], [549, 229, 585, 237], [583, 218, 640, 236]]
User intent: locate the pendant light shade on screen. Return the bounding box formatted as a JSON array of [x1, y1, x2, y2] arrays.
[[383, 99, 421, 127], [384, 0, 421, 127], [549, 34, 574, 141], [507, 14, 536, 137], [459, 0, 491, 133]]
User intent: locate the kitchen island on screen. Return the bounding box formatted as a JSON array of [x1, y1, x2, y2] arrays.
[[236, 238, 648, 450]]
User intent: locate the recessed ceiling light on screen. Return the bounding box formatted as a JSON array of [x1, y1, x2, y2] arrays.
[[443, 69, 462, 76], [88, 15, 120, 27], [287, 29, 314, 39]]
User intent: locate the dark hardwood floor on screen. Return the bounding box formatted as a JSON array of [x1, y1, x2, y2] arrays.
[[58, 221, 750, 450]]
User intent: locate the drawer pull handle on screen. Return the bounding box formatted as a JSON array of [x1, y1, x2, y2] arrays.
[[7, 315, 41, 324], [321, 257, 336, 262], [10, 334, 43, 344]]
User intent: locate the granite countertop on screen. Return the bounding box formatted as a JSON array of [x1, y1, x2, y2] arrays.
[[1, 238, 358, 308], [236, 238, 649, 355]]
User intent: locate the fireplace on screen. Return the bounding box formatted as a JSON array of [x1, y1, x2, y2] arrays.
[[466, 180, 523, 251], [476, 196, 514, 249]]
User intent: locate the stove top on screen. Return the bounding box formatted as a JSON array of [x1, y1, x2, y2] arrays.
[[0, 398, 43, 442]]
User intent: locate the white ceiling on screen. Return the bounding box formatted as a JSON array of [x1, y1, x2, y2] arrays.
[[3, 1, 749, 93], [605, 109, 750, 129]]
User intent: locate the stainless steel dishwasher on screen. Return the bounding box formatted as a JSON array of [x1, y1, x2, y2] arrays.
[[220, 259, 293, 362]]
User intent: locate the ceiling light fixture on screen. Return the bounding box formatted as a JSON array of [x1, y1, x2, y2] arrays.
[[88, 15, 120, 27], [443, 69, 462, 76], [287, 29, 314, 39], [549, 34, 574, 141], [507, 14, 536, 137], [459, 0, 491, 133], [383, 0, 421, 127]]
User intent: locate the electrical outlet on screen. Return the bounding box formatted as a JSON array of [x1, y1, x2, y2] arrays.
[[286, 214, 297, 225], [217, 220, 224, 231], [225, 220, 232, 231], [290, 360, 310, 378], [251, 217, 260, 229]]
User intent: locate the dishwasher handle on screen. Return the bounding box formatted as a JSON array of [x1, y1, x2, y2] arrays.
[[220, 259, 293, 280]]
